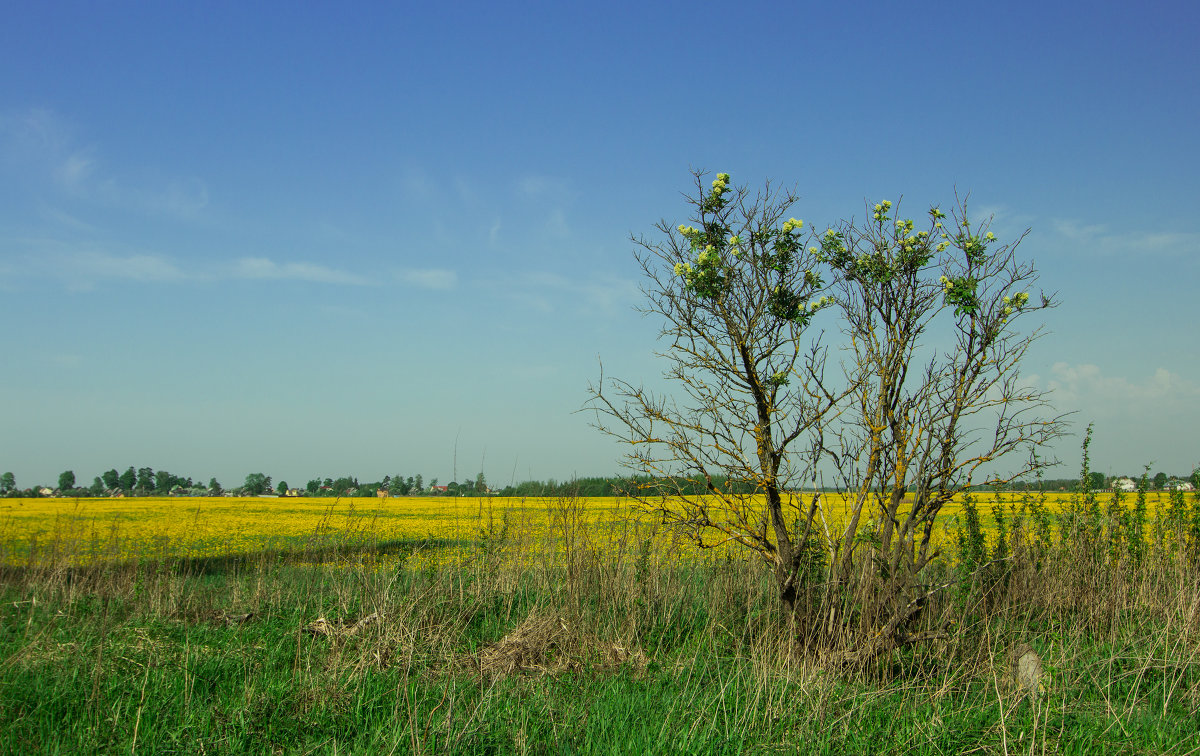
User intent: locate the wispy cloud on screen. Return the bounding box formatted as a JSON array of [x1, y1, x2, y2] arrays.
[[231, 257, 373, 286], [1049, 219, 1200, 258], [0, 107, 72, 164], [72, 250, 188, 283], [56, 152, 96, 190], [16, 245, 193, 291], [502, 271, 639, 315], [399, 168, 436, 200], [1, 106, 209, 221], [397, 268, 458, 290], [36, 205, 99, 233], [5, 235, 396, 290], [1034, 361, 1200, 409]]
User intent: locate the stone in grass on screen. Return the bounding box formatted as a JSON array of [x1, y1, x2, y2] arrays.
[[1011, 642, 1046, 699]]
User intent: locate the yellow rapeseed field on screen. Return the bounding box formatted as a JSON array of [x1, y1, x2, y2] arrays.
[[0, 495, 648, 568], [0, 490, 1168, 569]]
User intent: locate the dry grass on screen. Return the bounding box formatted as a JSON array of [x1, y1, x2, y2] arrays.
[[0, 487, 1197, 753]]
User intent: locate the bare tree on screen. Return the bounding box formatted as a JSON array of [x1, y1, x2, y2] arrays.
[[589, 171, 847, 617], [590, 173, 1067, 664], [812, 197, 1068, 662]]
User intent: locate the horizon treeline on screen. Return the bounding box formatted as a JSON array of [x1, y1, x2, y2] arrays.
[[2, 465, 1198, 499]]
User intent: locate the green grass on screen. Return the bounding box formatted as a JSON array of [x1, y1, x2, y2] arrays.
[[1, 543, 1196, 755]]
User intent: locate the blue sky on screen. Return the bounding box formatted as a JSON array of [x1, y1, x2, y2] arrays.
[[2, 1, 1198, 489]]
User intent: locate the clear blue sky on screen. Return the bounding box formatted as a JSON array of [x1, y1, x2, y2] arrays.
[[2, 1, 1198, 489]]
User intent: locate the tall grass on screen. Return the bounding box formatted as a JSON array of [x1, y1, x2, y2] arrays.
[[1, 484, 1197, 754]]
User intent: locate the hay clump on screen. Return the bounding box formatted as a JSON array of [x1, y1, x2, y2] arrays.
[[473, 610, 645, 679]]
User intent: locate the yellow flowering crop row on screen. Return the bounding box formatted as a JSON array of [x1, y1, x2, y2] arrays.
[[0, 491, 1157, 569]]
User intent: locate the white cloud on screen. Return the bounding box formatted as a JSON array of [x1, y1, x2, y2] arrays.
[[1029, 362, 1200, 473], [502, 271, 639, 315], [71, 250, 188, 283], [1035, 361, 1200, 409], [56, 153, 96, 190], [1050, 219, 1199, 258], [37, 205, 98, 232], [1, 236, 193, 289], [0, 107, 72, 163], [5, 236, 401, 290], [398, 268, 458, 290], [232, 257, 372, 285], [1, 107, 209, 222]]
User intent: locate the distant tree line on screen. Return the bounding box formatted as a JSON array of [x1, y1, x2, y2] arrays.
[[2, 466, 1197, 499]]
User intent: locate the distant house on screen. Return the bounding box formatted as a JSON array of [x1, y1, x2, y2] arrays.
[[1167, 480, 1194, 492], [376, 489, 389, 499], [1114, 478, 1137, 493], [430, 485, 448, 494], [38, 487, 54, 497]]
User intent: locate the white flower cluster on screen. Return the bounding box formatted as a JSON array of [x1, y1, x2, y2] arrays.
[[1001, 291, 1030, 315], [712, 173, 731, 197], [781, 217, 803, 234], [999, 292, 1029, 319], [872, 199, 893, 221], [674, 262, 693, 277]]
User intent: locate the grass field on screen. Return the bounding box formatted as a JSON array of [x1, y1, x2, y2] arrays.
[[1, 489, 1196, 753]]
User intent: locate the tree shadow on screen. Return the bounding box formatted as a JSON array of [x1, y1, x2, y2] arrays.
[[0, 536, 469, 581]]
